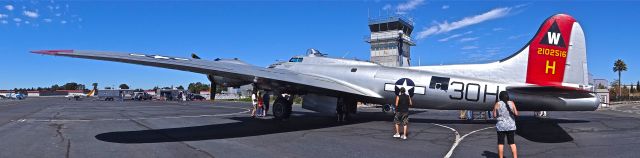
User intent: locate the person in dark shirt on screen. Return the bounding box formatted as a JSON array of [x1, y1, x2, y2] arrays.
[[394, 87, 412, 140]]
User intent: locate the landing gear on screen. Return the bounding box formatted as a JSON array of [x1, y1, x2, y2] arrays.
[[382, 104, 395, 114], [336, 97, 357, 122], [272, 96, 292, 120]]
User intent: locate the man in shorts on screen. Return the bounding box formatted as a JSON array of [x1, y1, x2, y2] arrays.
[[393, 87, 412, 140]]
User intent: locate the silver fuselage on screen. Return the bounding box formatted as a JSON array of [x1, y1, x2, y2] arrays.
[[270, 56, 598, 111]]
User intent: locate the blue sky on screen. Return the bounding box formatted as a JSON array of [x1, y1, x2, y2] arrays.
[[1, 0, 639, 90]]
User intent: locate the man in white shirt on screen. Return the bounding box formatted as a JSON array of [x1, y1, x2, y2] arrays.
[[251, 91, 258, 117]]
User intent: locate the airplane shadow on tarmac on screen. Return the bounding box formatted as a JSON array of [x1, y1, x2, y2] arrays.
[[95, 111, 589, 144], [515, 116, 589, 143], [96, 111, 392, 144]]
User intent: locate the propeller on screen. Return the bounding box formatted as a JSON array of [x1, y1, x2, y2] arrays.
[[191, 53, 216, 102]]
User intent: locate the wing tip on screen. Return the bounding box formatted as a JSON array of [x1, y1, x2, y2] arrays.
[[30, 50, 74, 55]]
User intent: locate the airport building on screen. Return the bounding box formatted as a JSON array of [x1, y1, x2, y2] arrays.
[[366, 16, 415, 67], [594, 79, 609, 88]]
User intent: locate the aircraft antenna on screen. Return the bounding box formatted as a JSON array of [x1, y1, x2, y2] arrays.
[[342, 51, 350, 58]]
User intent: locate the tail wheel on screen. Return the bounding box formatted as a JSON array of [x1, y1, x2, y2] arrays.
[[272, 97, 292, 120]]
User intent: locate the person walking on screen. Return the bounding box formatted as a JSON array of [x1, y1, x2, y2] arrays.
[[393, 87, 412, 140], [493, 91, 519, 158]]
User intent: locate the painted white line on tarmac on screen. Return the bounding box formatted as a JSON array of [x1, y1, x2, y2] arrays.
[[11, 106, 250, 123], [432, 123, 494, 158]]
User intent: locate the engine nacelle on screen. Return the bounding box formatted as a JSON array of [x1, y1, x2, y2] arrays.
[[211, 75, 250, 88], [210, 58, 252, 87], [302, 93, 338, 115]]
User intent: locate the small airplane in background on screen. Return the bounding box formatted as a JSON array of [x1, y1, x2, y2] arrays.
[[65, 89, 96, 100], [2, 93, 27, 100], [32, 14, 599, 120]]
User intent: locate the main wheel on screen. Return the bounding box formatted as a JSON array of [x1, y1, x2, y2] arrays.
[[272, 97, 292, 120]]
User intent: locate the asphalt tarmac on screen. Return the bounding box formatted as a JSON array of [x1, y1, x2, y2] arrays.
[[1, 97, 639, 158]]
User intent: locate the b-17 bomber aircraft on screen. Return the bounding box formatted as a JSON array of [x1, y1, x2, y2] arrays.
[[32, 14, 599, 120]]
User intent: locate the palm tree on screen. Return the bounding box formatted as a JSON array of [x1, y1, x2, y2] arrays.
[[613, 59, 627, 97], [92, 83, 98, 90]]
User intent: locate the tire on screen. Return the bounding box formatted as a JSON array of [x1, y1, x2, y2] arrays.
[[382, 104, 391, 113], [272, 97, 292, 120]]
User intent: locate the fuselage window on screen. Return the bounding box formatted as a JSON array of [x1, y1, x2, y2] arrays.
[[351, 68, 357, 72], [289, 57, 303, 62]]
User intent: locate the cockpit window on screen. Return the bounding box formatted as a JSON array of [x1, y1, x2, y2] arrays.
[[289, 57, 303, 62]]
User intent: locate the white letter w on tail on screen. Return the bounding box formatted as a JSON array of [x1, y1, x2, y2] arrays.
[[547, 32, 561, 45]]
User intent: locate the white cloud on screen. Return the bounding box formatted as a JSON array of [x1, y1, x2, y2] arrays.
[[417, 7, 512, 39], [23, 10, 39, 18], [492, 27, 504, 31], [0, 14, 7, 18], [461, 46, 479, 50], [1, 20, 7, 24], [13, 18, 21, 22], [438, 31, 472, 42], [396, 0, 425, 12], [382, 4, 392, 10], [442, 5, 450, 10], [60, 20, 67, 24], [459, 37, 479, 42], [24, 21, 30, 24], [43, 18, 52, 22], [5, 5, 13, 11]]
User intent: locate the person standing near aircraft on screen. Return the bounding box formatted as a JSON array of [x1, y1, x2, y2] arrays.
[[251, 91, 258, 118], [336, 98, 345, 122], [493, 91, 519, 158], [393, 87, 412, 140], [257, 92, 264, 117], [263, 92, 270, 117]]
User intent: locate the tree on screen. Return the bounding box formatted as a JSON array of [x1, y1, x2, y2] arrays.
[[622, 86, 629, 97], [51, 84, 60, 90], [62, 82, 80, 90], [119, 84, 130, 89], [613, 59, 627, 97], [92, 83, 98, 90], [637, 81, 640, 94], [597, 83, 606, 89], [188, 82, 210, 93], [177, 85, 185, 90]]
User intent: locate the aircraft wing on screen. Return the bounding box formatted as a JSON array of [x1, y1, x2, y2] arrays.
[[31, 50, 383, 98]]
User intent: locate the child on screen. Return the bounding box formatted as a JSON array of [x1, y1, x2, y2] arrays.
[[257, 95, 264, 117]]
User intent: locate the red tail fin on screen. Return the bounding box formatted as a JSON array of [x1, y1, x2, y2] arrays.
[[525, 14, 578, 87]]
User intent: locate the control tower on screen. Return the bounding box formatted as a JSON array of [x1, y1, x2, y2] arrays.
[[366, 16, 415, 67]]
